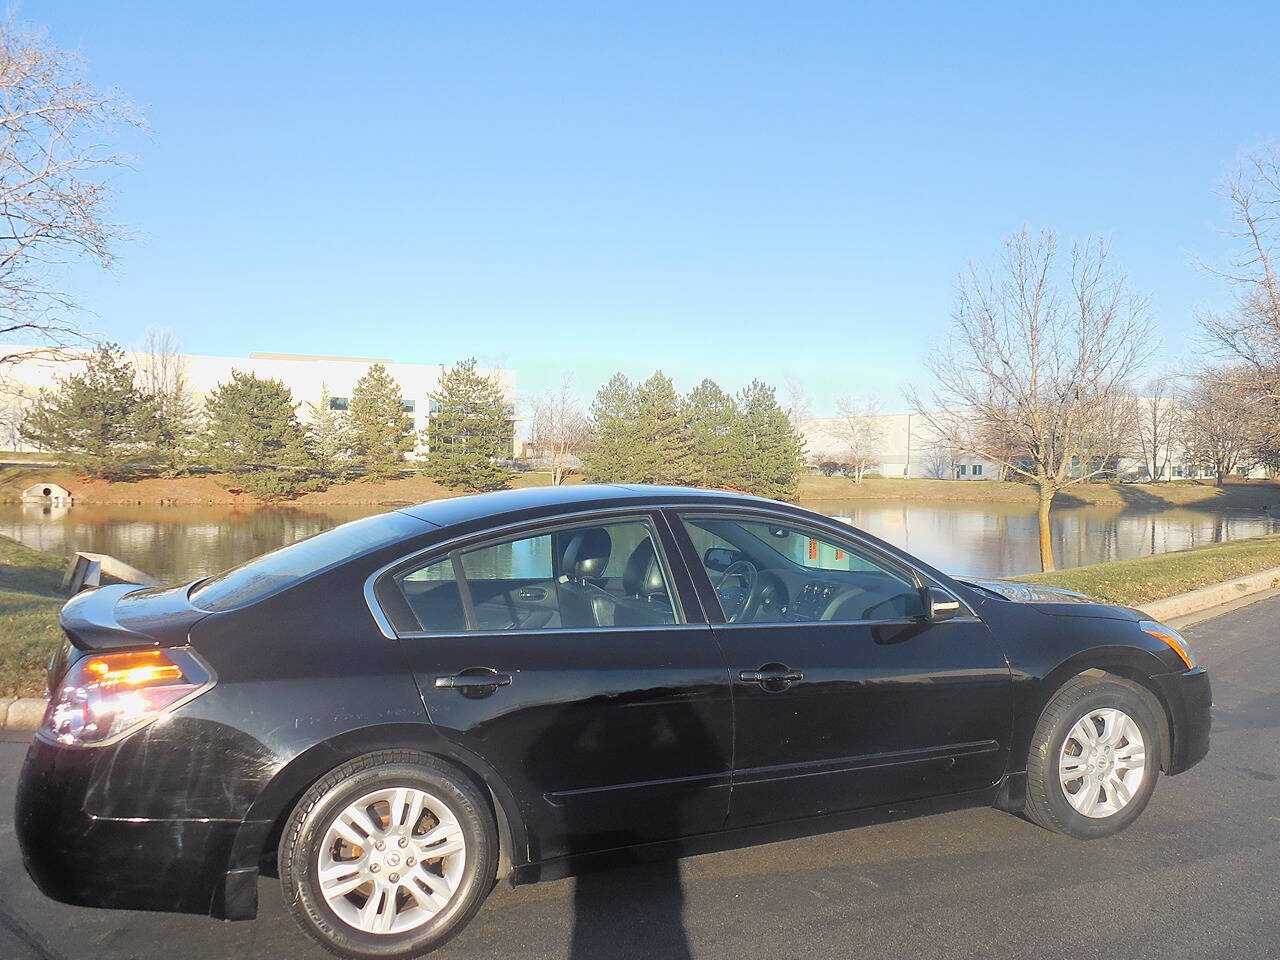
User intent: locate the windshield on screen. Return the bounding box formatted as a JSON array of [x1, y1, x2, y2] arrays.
[[190, 512, 427, 612]]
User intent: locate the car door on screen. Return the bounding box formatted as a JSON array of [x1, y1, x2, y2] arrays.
[[373, 511, 733, 863], [667, 508, 1013, 829]]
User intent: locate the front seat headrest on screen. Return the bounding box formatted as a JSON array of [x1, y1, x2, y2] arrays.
[[623, 539, 666, 599], [561, 528, 611, 581]]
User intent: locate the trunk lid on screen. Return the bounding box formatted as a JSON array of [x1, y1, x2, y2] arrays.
[[59, 582, 209, 651]]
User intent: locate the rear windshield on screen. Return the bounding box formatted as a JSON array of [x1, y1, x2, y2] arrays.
[[190, 512, 426, 612]]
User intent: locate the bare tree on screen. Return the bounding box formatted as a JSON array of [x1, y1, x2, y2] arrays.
[[908, 228, 1155, 571], [956, 413, 1022, 482], [1182, 366, 1266, 487], [920, 442, 954, 480], [528, 375, 589, 486], [1131, 375, 1179, 482], [0, 23, 141, 369], [1199, 144, 1280, 371], [136, 327, 196, 473], [832, 394, 885, 483], [783, 377, 812, 432], [137, 328, 186, 401]]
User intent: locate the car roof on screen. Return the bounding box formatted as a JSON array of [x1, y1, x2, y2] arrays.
[[397, 483, 794, 529]]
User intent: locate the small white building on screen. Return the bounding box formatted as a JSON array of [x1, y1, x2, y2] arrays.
[[0, 345, 519, 457], [20, 481, 73, 505]]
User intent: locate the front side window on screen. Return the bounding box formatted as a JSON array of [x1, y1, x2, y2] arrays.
[[680, 513, 924, 623], [387, 517, 681, 633]]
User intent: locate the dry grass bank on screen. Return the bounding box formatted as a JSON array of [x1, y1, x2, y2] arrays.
[[2, 463, 1279, 511], [0, 466, 566, 506]]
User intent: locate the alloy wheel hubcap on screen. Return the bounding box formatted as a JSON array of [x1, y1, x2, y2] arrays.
[[1058, 708, 1146, 819], [317, 786, 466, 934]]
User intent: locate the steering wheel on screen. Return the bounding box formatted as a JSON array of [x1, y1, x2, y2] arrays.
[[715, 559, 761, 623]]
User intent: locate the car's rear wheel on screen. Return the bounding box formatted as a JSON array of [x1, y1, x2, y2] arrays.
[[1024, 674, 1162, 839], [279, 751, 496, 959]]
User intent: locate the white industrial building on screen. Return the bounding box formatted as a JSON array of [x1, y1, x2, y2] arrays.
[[0, 345, 518, 456], [801, 412, 999, 480], [800, 409, 1265, 482]]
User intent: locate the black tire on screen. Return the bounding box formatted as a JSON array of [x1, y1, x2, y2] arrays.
[[279, 750, 497, 960], [1024, 674, 1162, 839]]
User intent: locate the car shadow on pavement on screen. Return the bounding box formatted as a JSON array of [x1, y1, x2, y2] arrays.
[[525, 692, 721, 960], [570, 859, 692, 960]]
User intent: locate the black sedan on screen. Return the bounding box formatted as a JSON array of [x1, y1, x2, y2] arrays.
[[16, 485, 1210, 958]]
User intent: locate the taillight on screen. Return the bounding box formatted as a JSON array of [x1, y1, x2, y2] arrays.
[[40, 647, 214, 747]]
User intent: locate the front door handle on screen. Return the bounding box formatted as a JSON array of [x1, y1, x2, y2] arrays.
[[739, 664, 804, 689]]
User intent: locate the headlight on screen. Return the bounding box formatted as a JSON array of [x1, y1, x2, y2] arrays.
[[39, 647, 214, 747], [1139, 620, 1195, 670]]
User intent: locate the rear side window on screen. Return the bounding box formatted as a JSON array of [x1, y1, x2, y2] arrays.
[[191, 512, 425, 612], [393, 558, 467, 633], [385, 517, 681, 633]]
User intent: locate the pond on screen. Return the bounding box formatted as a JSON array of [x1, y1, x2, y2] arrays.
[[2, 496, 1278, 582]]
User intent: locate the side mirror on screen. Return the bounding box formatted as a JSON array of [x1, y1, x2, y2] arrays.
[[922, 585, 963, 622]]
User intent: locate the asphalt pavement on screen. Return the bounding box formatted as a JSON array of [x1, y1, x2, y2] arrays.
[[1, 596, 1278, 960]]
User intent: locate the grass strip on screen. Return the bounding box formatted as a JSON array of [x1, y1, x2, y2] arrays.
[[1016, 534, 1280, 606], [0, 535, 65, 698]]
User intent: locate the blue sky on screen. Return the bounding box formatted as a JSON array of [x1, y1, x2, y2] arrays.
[[25, 2, 1280, 414]]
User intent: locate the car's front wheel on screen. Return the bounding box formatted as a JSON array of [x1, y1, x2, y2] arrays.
[[279, 751, 497, 959], [1024, 674, 1162, 839]]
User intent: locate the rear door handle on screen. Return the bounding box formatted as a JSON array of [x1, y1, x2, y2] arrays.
[[434, 672, 512, 690], [517, 587, 547, 601]]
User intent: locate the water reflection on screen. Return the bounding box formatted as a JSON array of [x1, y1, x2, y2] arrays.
[[824, 499, 1280, 577], [0, 497, 1277, 582], [0, 502, 378, 582]]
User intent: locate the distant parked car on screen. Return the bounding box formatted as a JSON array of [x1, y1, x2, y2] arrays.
[[16, 485, 1210, 958]]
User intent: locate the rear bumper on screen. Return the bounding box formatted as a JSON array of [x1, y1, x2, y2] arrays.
[[15, 736, 265, 919], [1150, 666, 1211, 775]]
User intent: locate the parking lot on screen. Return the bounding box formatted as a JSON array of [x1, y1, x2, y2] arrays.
[[2, 597, 1277, 960]]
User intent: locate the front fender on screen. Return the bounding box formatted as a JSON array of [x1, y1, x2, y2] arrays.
[[986, 600, 1184, 781]]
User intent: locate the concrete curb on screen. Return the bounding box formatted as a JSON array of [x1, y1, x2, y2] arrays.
[[1, 698, 46, 731], [1138, 564, 1280, 622]]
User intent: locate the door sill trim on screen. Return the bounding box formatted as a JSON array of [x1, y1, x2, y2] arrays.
[[733, 740, 1000, 786]]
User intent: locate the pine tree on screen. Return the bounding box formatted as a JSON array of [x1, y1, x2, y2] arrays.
[[307, 382, 352, 478], [347, 363, 414, 481], [19, 344, 155, 480], [686, 378, 741, 489], [733, 379, 806, 500], [203, 370, 315, 500], [423, 358, 514, 492], [581, 373, 640, 482], [631, 371, 695, 484]]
